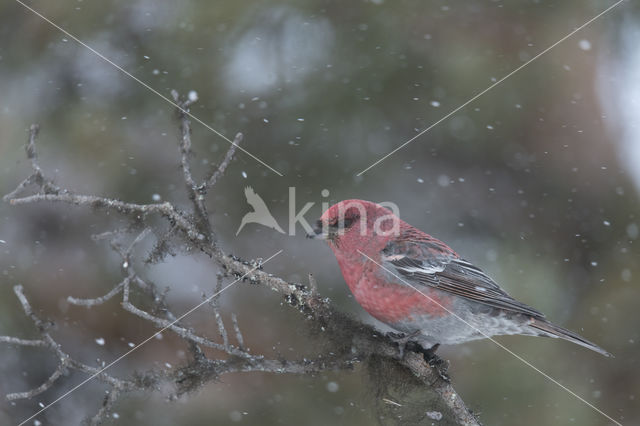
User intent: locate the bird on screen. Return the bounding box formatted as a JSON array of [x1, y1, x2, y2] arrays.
[[236, 186, 285, 236], [308, 199, 611, 357]]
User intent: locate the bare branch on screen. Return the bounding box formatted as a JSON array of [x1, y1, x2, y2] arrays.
[[171, 90, 197, 194], [67, 229, 150, 307], [204, 132, 242, 190], [216, 259, 481, 426], [10, 192, 164, 215], [3, 285, 136, 410], [2, 114, 481, 425], [402, 352, 480, 426], [13, 285, 50, 333], [2, 124, 60, 201], [88, 385, 124, 426], [208, 274, 229, 347], [6, 361, 68, 401], [1, 284, 360, 423], [2, 176, 33, 203], [67, 277, 129, 307], [8, 193, 204, 242], [171, 90, 212, 241], [0, 336, 46, 347], [231, 313, 245, 350], [127, 227, 152, 254], [120, 281, 251, 358]]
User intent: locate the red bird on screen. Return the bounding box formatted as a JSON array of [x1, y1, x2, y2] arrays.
[[310, 199, 610, 357]]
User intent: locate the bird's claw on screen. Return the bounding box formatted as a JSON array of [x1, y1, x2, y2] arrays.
[[387, 331, 421, 359], [406, 342, 450, 381], [385, 333, 449, 380], [386, 331, 408, 342]]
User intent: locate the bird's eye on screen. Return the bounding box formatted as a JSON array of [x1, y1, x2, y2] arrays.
[[342, 214, 359, 229]]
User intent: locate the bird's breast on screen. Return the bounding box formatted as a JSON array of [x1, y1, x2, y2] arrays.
[[349, 264, 454, 325]]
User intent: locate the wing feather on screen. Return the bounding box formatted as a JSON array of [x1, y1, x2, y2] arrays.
[[381, 234, 544, 317]]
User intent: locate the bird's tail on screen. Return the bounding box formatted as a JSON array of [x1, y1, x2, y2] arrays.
[[529, 318, 612, 357]]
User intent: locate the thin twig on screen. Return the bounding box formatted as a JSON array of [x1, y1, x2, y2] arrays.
[[4, 286, 135, 407], [205, 132, 242, 189], [209, 274, 229, 347], [6, 361, 68, 401], [171, 90, 197, 194], [88, 385, 124, 426], [2, 124, 60, 201], [231, 313, 245, 350], [171, 90, 212, 240], [127, 227, 152, 254], [8, 193, 203, 242], [121, 293, 251, 358], [0, 336, 46, 347], [67, 277, 129, 307]]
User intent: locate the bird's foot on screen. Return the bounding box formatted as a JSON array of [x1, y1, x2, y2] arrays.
[[387, 330, 421, 359], [406, 342, 450, 381]]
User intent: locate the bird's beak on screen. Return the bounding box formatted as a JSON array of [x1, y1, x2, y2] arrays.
[[307, 219, 329, 240]]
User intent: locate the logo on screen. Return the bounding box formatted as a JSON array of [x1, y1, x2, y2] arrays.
[[236, 187, 401, 237], [236, 187, 285, 235]]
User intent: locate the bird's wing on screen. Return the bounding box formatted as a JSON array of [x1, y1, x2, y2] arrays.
[[380, 234, 544, 317]]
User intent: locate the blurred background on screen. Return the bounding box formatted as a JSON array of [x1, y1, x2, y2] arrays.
[[1, 0, 639, 424]]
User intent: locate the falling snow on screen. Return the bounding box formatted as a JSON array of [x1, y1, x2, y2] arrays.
[[326, 381, 339, 392], [426, 411, 443, 420], [578, 39, 592, 51]]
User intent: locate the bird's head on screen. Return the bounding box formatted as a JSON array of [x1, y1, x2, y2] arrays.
[[308, 199, 401, 255]]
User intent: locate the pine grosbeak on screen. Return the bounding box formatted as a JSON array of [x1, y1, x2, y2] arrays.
[[310, 199, 610, 357]]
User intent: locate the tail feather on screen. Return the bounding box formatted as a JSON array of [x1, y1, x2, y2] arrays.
[[530, 318, 612, 357]]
